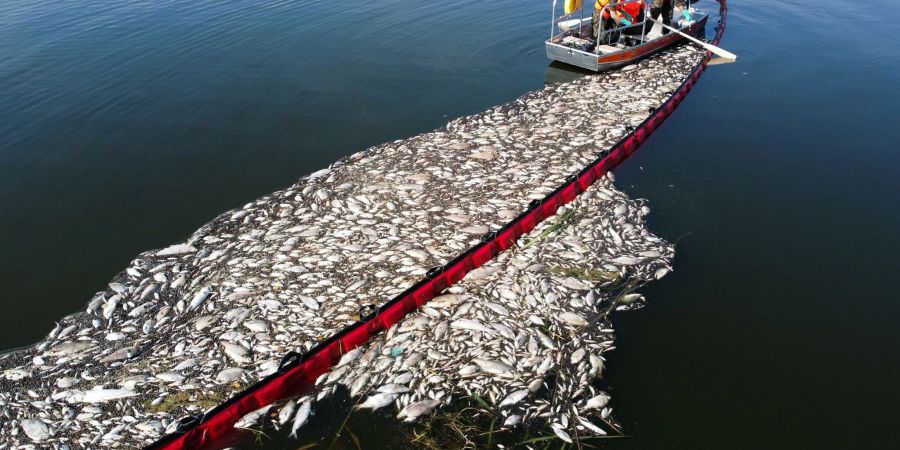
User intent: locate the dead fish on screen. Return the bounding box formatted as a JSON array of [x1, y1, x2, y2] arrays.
[[299, 296, 319, 310], [289, 400, 312, 438], [584, 393, 610, 410], [618, 293, 644, 304], [194, 315, 219, 331], [243, 319, 269, 333], [187, 286, 213, 312], [142, 318, 156, 333], [451, 319, 495, 335], [498, 389, 529, 407], [570, 348, 586, 365], [349, 373, 371, 398], [473, 359, 515, 378], [102, 295, 121, 319], [225, 288, 254, 301], [216, 368, 245, 383], [559, 312, 588, 327], [551, 425, 573, 443], [56, 324, 78, 339], [156, 372, 185, 383], [0, 47, 696, 446], [20, 418, 50, 442], [377, 384, 410, 394], [3, 368, 32, 381], [579, 417, 607, 435], [173, 358, 199, 371], [503, 415, 523, 426], [47, 341, 95, 357], [75, 388, 138, 403], [429, 293, 470, 308], [355, 393, 397, 411], [278, 400, 297, 426], [138, 283, 159, 302], [234, 405, 273, 429], [100, 346, 140, 363], [337, 348, 362, 367], [459, 365, 480, 377], [397, 399, 440, 421], [589, 354, 605, 379], [483, 301, 510, 315], [156, 243, 197, 256], [221, 342, 249, 363], [611, 256, 639, 265]]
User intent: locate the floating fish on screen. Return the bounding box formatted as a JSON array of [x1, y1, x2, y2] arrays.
[[234, 405, 273, 429], [289, 400, 312, 438]]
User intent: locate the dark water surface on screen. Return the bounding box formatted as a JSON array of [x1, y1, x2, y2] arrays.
[[1, 0, 898, 448]]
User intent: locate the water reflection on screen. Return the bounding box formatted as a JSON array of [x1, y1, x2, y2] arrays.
[[544, 61, 595, 85]]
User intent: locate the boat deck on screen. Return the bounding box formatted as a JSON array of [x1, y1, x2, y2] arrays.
[[546, 6, 709, 71]]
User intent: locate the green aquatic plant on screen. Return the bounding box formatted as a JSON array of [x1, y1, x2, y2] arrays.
[[247, 427, 271, 446], [524, 209, 579, 249], [144, 390, 225, 414], [546, 266, 619, 283], [400, 396, 499, 449]]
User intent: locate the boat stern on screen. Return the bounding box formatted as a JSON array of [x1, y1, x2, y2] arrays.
[[545, 40, 600, 72]]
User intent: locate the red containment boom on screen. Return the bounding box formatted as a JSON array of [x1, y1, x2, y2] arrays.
[[147, 2, 728, 448]]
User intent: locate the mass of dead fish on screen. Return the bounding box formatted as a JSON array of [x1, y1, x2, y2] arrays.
[[0, 46, 701, 449], [247, 176, 673, 442]]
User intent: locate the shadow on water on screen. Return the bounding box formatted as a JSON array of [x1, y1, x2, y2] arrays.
[[544, 61, 596, 85]]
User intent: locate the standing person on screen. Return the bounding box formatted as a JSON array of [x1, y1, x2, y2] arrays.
[[650, 0, 674, 34], [649, 0, 691, 34]]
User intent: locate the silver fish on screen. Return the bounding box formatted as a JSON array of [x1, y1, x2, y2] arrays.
[[20, 418, 50, 442], [234, 405, 272, 429], [187, 286, 213, 312], [289, 399, 312, 438], [355, 393, 397, 411], [397, 399, 440, 422]]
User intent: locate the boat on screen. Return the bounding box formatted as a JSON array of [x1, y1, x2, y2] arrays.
[[546, 0, 709, 71]]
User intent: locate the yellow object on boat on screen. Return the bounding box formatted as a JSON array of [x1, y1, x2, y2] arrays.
[[564, 0, 582, 15]]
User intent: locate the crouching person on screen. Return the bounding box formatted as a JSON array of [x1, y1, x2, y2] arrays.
[[593, 0, 647, 43]]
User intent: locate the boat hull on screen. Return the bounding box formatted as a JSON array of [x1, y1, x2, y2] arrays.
[[546, 15, 709, 72]]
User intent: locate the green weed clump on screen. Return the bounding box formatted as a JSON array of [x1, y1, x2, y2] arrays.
[[400, 396, 623, 450], [547, 266, 619, 283], [145, 390, 225, 414], [524, 209, 579, 249]]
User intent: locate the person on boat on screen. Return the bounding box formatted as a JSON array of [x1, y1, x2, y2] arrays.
[[649, 0, 673, 34], [592, 0, 647, 42]]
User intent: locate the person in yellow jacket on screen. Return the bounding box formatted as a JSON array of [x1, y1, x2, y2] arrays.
[[592, 0, 647, 42]]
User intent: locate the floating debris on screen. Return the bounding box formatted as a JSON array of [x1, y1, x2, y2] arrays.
[[0, 45, 702, 448]]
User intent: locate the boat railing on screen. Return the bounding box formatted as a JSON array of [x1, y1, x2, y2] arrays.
[[549, 0, 590, 39], [549, 0, 695, 55], [595, 0, 651, 53], [549, 0, 651, 49]]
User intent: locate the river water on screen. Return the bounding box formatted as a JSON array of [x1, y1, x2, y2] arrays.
[[1, 0, 898, 448]]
